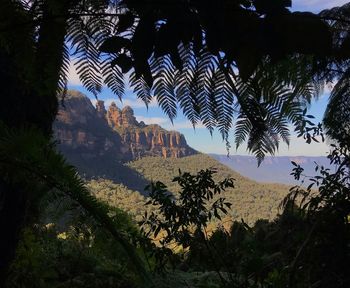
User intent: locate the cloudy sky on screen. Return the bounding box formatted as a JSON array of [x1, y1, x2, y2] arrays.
[[67, 0, 349, 157]]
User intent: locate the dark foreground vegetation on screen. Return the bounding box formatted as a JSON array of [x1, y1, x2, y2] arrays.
[[3, 142, 349, 288], [1, 0, 350, 287]]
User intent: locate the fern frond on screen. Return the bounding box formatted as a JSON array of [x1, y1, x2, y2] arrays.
[[102, 57, 125, 100], [175, 44, 201, 127], [215, 69, 234, 143], [324, 69, 350, 144], [129, 71, 153, 107], [67, 16, 114, 96], [57, 43, 70, 96], [151, 55, 178, 121]]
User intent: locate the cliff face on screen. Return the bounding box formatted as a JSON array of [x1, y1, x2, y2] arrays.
[[53, 90, 129, 160], [103, 100, 197, 159], [54, 90, 197, 162]]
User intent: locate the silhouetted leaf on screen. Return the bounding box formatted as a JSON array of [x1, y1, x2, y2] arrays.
[[99, 36, 131, 53], [117, 12, 135, 33], [111, 54, 134, 73]]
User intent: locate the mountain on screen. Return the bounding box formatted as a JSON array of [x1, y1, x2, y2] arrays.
[[210, 154, 333, 185], [103, 100, 197, 159], [127, 154, 290, 225], [54, 90, 196, 161], [53, 90, 196, 189], [86, 154, 290, 225], [53, 90, 291, 224]]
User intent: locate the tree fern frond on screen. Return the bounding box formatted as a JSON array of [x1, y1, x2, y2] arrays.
[[67, 16, 114, 96], [199, 68, 218, 134], [129, 71, 152, 107], [151, 55, 178, 121], [214, 69, 234, 142], [175, 44, 201, 127], [57, 43, 70, 96], [102, 57, 125, 100], [324, 69, 350, 143]]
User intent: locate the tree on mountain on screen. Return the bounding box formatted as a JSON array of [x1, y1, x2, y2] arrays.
[[1, 0, 350, 284]]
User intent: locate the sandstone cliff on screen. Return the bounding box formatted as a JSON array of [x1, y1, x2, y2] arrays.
[[101, 100, 197, 159], [54, 90, 197, 162], [54, 91, 127, 158]]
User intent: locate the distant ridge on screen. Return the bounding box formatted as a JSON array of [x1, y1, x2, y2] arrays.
[[210, 154, 333, 185]]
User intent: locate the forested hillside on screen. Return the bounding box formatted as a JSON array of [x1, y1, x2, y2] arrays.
[[128, 154, 290, 224], [86, 154, 290, 225]]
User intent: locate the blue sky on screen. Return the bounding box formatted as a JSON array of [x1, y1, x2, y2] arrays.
[[67, 0, 348, 157]]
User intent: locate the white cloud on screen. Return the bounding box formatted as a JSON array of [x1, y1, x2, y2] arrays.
[[169, 121, 205, 130], [135, 115, 206, 130], [67, 62, 82, 86], [195, 134, 330, 156], [135, 115, 169, 126], [122, 98, 157, 108]]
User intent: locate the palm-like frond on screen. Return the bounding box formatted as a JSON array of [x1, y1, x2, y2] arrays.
[[151, 55, 178, 121], [324, 70, 350, 145], [57, 43, 70, 96], [230, 59, 321, 163], [129, 71, 153, 107], [67, 17, 105, 96], [63, 4, 324, 162], [175, 44, 201, 127], [102, 57, 125, 100], [319, 3, 350, 146]]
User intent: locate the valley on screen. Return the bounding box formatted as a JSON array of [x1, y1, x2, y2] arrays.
[[54, 90, 293, 225]]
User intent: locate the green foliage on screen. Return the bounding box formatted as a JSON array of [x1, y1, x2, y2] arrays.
[[127, 154, 290, 225], [86, 179, 157, 222], [143, 144, 349, 288], [0, 122, 150, 284], [3, 124, 349, 288], [141, 169, 233, 248], [6, 211, 140, 288]]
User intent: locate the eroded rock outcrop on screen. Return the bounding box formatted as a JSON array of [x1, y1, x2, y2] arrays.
[[54, 90, 197, 161], [106, 102, 139, 128], [53, 91, 129, 161], [102, 100, 196, 159]]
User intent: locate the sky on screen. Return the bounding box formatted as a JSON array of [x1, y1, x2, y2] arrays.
[[67, 0, 349, 157]]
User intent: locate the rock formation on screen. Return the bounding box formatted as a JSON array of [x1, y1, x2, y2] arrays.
[[54, 90, 197, 162], [54, 90, 129, 160], [102, 100, 197, 159]]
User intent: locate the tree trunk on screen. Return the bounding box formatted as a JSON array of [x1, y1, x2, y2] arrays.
[[0, 0, 72, 283]]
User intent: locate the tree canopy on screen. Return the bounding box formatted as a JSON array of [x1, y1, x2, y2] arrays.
[[2, 0, 350, 160]]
